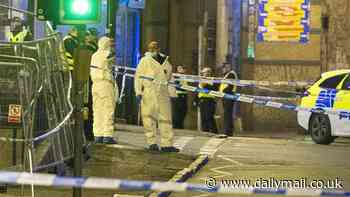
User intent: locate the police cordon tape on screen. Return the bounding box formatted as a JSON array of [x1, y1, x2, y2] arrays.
[[115, 67, 341, 102], [0, 171, 349, 196], [113, 71, 350, 117], [136, 75, 350, 119], [115, 66, 313, 88], [174, 74, 313, 88], [116, 72, 298, 101], [178, 77, 307, 96], [115, 66, 309, 97]]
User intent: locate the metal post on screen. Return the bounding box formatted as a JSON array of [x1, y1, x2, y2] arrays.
[[72, 73, 84, 197], [197, 25, 203, 132], [12, 128, 17, 165], [197, 11, 208, 132], [72, 25, 87, 197], [107, 0, 118, 39], [27, 0, 35, 36]]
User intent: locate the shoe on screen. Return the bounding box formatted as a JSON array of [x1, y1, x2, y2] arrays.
[[82, 145, 91, 161], [0, 184, 7, 193], [103, 137, 118, 144], [216, 134, 228, 139], [161, 146, 180, 153], [148, 144, 160, 151], [94, 136, 104, 144]]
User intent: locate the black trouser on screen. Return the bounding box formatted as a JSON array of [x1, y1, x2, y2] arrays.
[[84, 77, 94, 141], [172, 94, 188, 129], [199, 98, 217, 133], [223, 99, 235, 136]]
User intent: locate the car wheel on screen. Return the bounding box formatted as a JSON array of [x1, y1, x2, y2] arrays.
[[309, 114, 334, 145]]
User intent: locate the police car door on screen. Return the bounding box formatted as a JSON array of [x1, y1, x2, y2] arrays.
[[333, 74, 350, 136]]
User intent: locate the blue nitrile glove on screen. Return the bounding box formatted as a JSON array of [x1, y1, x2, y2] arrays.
[[136, 95, 142, 106]]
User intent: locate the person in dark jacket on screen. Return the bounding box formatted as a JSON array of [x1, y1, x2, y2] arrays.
[[219, 71, 238, 136], [198, 67, 218, 133], [5, 17, 32, 42], [63, 27, 79, 71], [83, 28, 99, 142], [85, 28, 99, 52], [172, 66, 188, 129]]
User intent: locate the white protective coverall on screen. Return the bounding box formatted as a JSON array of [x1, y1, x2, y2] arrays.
[[135, 52, 177, 147], [90, 37, 118, 137]]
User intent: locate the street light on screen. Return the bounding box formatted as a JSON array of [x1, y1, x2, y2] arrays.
[[37, 0, 101, 25], [72, 0, 90, 15], [60, 0, 101, 24]]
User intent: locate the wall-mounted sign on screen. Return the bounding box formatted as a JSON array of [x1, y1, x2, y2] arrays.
[[8, 104, 22, 123], [257, 0, 310, 43], [248, 0, 256, 59]]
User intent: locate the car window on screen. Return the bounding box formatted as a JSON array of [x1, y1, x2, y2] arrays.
[[342, 75, 350, 90], [319, 74, 347, 89]]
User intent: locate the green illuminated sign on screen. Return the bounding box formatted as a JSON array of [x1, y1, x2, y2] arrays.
[[59, 0, 101, 24]]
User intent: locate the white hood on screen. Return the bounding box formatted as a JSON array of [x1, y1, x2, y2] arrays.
[[91, 36, 114, 82], [98, 36, 112, 51]]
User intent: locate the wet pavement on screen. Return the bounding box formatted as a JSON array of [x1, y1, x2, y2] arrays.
[[170, 137, 350, 197], [3, 144, 195, 197]]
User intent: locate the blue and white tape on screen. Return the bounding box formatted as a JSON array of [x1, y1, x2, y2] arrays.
[[114, 73, 350, 117], [137, 75, 350, 118], [174, 74, 312, 88], [0, 172, 348, 196], [115, 66, 312, 88]]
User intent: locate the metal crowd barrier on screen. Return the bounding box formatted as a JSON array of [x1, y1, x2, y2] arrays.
[[0, 31, 75, 176]]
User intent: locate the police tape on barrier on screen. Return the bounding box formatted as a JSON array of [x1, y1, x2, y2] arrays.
[[32, 71, 74, 142], [0, 171, 348, 196]]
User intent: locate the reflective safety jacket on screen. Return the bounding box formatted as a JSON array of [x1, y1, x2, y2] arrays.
[[5, 29, 29, 43], [174, 77, 188, 95], [198, 82, 216, 99], [219, 71, 238, 94], [219, 83, 237, 94], [63, 34, 79, 71], [86, 41, 98, 53]]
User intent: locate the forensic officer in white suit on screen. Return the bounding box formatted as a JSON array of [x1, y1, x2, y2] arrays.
[[135, 41, 179, 153]]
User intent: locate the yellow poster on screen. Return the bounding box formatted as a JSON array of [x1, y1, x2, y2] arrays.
[[258, 0, 310, 43]]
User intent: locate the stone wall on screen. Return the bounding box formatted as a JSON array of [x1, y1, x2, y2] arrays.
[[141, 0, 217, 130], [240, 1, 323, 132], [250, 64, 321, 131], [321, 0, 350, 70]]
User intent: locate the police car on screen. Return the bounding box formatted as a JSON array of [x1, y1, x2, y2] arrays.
[[297, 69, 350, 145]]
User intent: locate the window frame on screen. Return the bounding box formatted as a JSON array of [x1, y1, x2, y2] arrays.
[[319, 74, 347, 89], [341, 74, 350, 90]]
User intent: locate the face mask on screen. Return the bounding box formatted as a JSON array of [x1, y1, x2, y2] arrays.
[[151, 52, 158, 57]]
